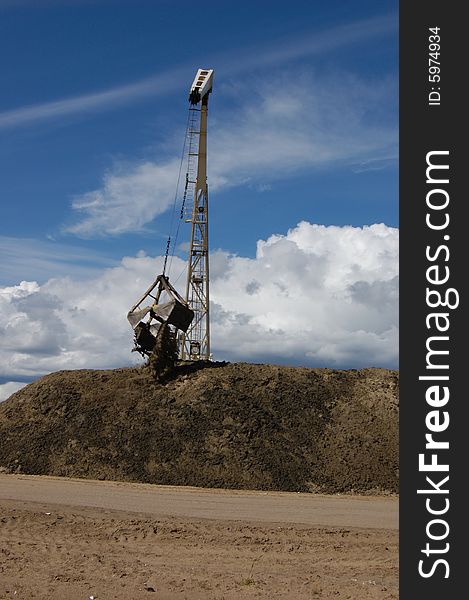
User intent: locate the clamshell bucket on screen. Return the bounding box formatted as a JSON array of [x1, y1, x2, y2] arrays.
[[133, 321, 159, 354], [151, 298, 194, 332], [127, 274, 194, 356]]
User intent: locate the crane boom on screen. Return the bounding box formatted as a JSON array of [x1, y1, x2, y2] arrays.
[[180, 69, 213, 361]]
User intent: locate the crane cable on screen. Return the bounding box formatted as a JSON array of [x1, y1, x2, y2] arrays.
[[162, 108, 191, 276], [167, 104, 199, 278]]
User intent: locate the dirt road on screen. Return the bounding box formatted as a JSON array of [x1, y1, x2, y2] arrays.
[[0, 475, 398, 599], [0, 474, 397, 529]]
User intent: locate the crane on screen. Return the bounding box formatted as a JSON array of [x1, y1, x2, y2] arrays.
[[180, 68, 213, 360], [126, 69, 213, 364]]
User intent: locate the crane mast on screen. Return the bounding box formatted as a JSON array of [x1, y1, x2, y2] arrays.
[[126, 69, 213, 366], [180, 69, 213, 361]]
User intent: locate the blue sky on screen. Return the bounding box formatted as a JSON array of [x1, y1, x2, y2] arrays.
[[0, 0, 398, 394]]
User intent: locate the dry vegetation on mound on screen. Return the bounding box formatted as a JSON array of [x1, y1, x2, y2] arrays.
[[0, 362, 398, 494]]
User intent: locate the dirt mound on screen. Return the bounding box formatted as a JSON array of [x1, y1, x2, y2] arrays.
[[0, 362, 398, 493]]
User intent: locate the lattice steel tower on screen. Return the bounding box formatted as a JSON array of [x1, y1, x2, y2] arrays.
[[180, 69, 213, 360]]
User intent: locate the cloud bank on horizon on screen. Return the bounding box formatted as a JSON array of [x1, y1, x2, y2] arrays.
[[0, 220, 398, 394]]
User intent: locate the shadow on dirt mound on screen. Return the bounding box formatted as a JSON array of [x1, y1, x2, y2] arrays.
[[154, 359, 228, 383], [0, 362, 398, 494]]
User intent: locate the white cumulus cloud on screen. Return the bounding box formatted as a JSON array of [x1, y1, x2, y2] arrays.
[[0, 221, 398, 385], [210, 221, 398, 366], [0, 381, 27, 402]]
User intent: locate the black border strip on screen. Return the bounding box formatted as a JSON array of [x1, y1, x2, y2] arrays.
[[400, 2, 465, 596]]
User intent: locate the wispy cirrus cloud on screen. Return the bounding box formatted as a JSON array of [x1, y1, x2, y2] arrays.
[[65, 159, 182, 237], [0, 235, 117, 284], [0, 13, 396, 130], [0, 0, 113, 10], [226, 13, 396, 71], [66, 69, 397, 237], [0, 69, 187, 130]]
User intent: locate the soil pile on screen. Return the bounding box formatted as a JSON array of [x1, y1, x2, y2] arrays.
[[0, 362, 398, 493]]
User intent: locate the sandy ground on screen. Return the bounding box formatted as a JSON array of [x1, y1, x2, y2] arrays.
[[0, 475, 398, 599]]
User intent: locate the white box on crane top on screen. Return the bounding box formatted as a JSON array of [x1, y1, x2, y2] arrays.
[[189, 69, 213, 102]]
